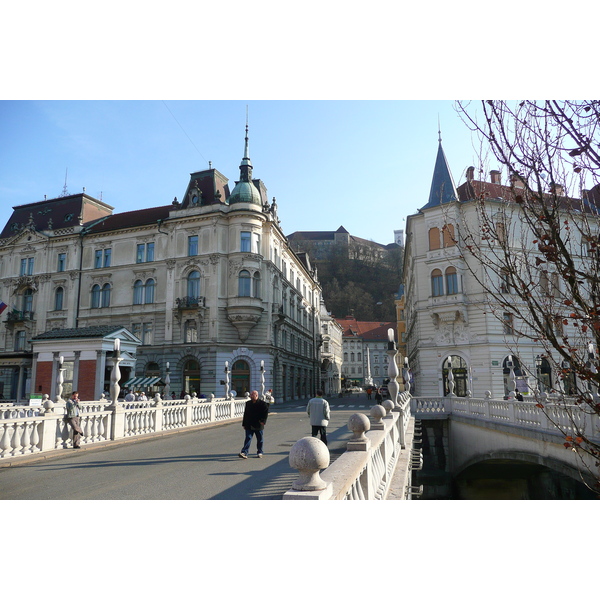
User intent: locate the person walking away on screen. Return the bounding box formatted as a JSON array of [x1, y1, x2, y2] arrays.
[[124, 389, 135, 403], [307, 390, 330, 446], [375, 388, 383, 405], [65, 391, 84, 449], [239, 390, 269, 458], [366, 387, 372, 401]]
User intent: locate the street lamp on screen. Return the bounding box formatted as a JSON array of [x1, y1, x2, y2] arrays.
[[535, 355, 543, 395]]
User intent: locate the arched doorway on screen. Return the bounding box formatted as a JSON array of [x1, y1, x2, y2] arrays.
[[183, 359, 201, 396], [503, 356, 524, 397], [232, 360, 250, 397], [443, 355, 468, 397]]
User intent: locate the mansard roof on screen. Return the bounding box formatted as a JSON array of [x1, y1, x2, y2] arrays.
[[0, 193, 114, 239], [84, 204, 173, 234]]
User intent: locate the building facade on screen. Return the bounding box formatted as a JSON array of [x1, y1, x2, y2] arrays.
[[0, 128, 324, 403], [318, 301, 343, 396], [403, 138, 600, 399], [334, 316, 396, 389]]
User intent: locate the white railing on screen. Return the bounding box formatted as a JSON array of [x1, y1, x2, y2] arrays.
[[411, 396, 600, 443], [284, 392, 414, 500], [0, 395, 247, 460]]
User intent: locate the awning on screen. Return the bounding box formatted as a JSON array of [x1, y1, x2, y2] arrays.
[[123, 376, 164, 388]]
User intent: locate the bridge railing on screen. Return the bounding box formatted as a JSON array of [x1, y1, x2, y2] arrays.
[[411, 396, 600, 443], [0, 395, 247, 460], [284, 392, 416, 500]]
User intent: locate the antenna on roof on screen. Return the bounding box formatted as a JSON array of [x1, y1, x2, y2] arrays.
[[438, 115, 442, 143], [59, 168, 69, 197]]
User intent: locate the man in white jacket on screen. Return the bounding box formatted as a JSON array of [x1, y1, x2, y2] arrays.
[[307, 390, 330, 446]]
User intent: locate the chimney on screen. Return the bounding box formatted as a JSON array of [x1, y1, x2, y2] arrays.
[[490, 170, 502, 184], [510, 173, 525, 189], [466, 166, 475, 182]]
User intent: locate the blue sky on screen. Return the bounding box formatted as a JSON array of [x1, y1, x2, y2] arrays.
[[0, 100, 486, 245]]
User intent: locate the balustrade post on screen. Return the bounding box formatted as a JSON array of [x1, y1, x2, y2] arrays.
[[283, 437, 332, 500], [40, 413, 59, 452], [347, 413, 371, 452], [370, 405, 386, 430]]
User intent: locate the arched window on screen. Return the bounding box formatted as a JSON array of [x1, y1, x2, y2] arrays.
[[133, 280, 144, 305], [253, 272, 261, 298], [239, 270, 251, 297], [445, 266, 458, 295], [101, 283, 111, 307], [145, 278, 155, 304], [431, 269, 444, 297], [187, 271, 200, 299], [183, 359, 201, 395], [540, 271, 550, 295], [443, 355, 468, 397], [91, 284, 101, 308], [54, 287, 64, 311], [232, 359, 250, 397], [429, 227, 440, 250]]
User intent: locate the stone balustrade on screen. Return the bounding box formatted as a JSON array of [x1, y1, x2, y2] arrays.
[[0, 395, 247, 460], [283, 391, 414, 500], [411, 395, 600, 443]]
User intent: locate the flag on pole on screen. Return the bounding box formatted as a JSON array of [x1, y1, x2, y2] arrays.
[[0, 301, 7, 315]]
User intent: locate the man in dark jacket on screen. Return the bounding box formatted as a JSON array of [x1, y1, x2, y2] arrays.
[[239, 390, 269, 458]]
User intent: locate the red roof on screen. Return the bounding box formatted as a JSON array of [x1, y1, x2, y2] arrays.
[[334, 316, 396, 340]]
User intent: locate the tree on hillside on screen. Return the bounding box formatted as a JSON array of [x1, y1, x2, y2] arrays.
[[455, 100, 600, 491]]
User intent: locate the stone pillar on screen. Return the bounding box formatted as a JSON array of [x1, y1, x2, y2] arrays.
[[347, 413, 371, 452]]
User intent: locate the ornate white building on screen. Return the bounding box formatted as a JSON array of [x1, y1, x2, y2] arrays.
[[0, 126, 324, 403], [318, 301, 343, 396], [404, 137, 600, 399]]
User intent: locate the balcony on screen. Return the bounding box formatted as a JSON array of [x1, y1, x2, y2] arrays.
[[6, 310, 34, 324], [175, 296, 205, 308]]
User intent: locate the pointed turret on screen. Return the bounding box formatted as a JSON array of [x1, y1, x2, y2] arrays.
[[228, 120, 262, 207], [421, 133, 459, 210]]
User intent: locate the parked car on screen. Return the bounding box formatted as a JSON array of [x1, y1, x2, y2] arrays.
[[379, 386, 389, 397]]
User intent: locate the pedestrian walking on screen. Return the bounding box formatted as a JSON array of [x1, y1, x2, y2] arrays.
[[375, 388, 383, 404], [239, 390, 269, 459], [124, 389, 135, 402], [65, 391, 84, 449], [307, 390, 330, 446]]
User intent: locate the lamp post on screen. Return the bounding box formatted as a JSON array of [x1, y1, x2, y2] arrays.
[[446, 357, 455, 397], [224, 361, 230, 400], [506, 355, 516, 400], [402, 356, 411, 395], [386, 328, 399, 407], [260, 360, 265, 399], [535, 354, 543, 396], [110, 338, 122, 406], [588, 343, 599, 403], [164, 361, 171, 400], [55, 355, 65, 404]]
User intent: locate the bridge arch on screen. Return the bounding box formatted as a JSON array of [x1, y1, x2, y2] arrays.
[[452, 451, 595, 499]]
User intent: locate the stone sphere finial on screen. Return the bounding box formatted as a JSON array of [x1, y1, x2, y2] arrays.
[[485, 390, 492, 400], [289, 437, 330, 491], [43, 396, 54, 413], [348, 413, 370, 441], [382, 399, 394, 415], [370, 404, 386, 424]]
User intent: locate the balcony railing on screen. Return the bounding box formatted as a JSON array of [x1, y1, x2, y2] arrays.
[[175, 296, 205, 309], [6, 310, 34, 323]]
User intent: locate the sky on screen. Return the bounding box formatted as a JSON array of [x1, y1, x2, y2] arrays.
[[0, 99, 486, 245]]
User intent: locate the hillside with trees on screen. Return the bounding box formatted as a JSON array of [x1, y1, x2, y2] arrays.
[[295, 240, 403, 321]]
